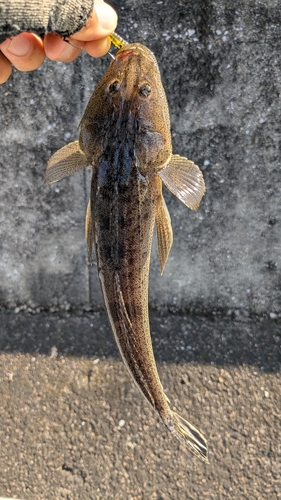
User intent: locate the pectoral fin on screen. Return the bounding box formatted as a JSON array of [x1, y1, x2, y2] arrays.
[[156, 193, 173, 275], [158, 154, 206, 210], [45, 141, 88, 184], [85, 200, 94, 263]]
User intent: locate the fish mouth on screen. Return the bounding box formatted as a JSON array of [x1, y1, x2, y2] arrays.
[[116, 43, 157, 66], [116, 50, 135, 59]]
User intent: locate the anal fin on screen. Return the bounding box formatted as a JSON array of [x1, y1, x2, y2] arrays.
[[155, 191, 173, 275], [85, 200, 94, 263]]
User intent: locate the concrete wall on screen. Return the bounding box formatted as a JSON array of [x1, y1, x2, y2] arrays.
[[1, 0, 280, 317]]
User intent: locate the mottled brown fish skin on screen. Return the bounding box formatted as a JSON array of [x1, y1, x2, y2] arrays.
[[82, 44, 172, 414], [45, 42, 208, 461], [81, 44, 207, 460], [79, 44, 172, 171]]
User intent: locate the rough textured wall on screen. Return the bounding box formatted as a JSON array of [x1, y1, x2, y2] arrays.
[[0, 0, 280, 316]]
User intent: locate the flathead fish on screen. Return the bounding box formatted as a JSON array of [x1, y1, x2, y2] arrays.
[[45, 42, 207, 461]]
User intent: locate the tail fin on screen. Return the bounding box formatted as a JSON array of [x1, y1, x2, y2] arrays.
[[164, 411, 208, 462]]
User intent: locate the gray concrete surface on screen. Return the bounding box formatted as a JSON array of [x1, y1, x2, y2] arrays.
[[1, 0, 281, 316], [0, 1, 281, 499]]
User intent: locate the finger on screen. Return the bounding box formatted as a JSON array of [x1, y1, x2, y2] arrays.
[[0, 33, 45, 72], [72, 2, 118, 41], [0, 51, 12, 83], [84, 37, 111, 58], [44, 33, 84, 62]]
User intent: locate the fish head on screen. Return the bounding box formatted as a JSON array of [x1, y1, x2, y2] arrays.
[[79, 43, 172, 174]]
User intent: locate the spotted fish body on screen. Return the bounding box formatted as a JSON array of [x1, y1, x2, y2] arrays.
[[45, 43, 207, 461]]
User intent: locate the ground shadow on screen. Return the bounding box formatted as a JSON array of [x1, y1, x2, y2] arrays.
[[0, 310, 280, 372]]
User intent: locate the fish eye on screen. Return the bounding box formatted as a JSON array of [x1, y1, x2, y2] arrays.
[[108, 81, 121, 95], [139, 84, 151, 98]]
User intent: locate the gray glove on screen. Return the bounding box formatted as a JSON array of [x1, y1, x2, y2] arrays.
[[0, 0, 94, 43]]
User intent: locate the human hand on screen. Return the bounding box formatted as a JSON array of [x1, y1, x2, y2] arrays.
[[0, 0, 117, 84]]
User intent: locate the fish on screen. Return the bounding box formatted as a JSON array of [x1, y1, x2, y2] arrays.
[[44, 42, 207, 462]]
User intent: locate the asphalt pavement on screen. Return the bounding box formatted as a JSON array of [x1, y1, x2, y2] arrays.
[[0, 311, 280, 499]]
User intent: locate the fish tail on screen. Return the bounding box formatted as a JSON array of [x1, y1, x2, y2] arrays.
[[163, 411, 209, 462]]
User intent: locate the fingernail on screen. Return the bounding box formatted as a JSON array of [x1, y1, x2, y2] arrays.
[[7, 33, 32, 56], [59, 42, 76, 59], [95, 2, 117, 30]]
